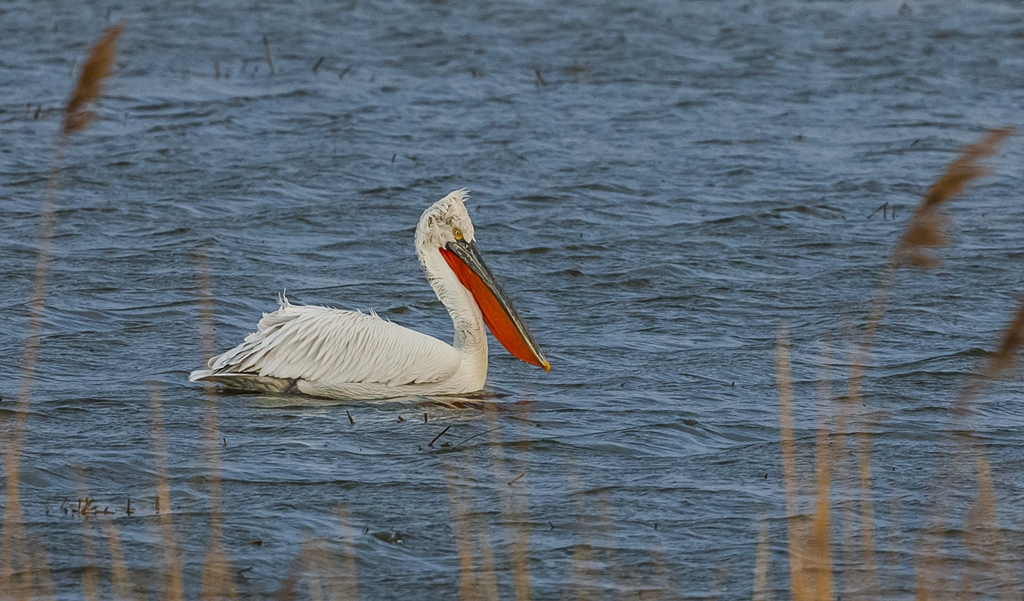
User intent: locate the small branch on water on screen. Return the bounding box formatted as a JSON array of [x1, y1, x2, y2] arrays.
[[453, 425, 504, 447], [428, 425, 451, 448], [262, 35, 275, 76]]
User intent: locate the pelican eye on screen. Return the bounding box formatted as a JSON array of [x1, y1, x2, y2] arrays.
[[453, 227, 464, 240]]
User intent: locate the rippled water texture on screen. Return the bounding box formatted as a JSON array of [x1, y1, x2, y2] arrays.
[[3, 0, 1024, 598]]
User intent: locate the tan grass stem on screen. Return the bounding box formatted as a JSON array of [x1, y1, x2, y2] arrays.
[[336, 507, 359, 601], [752, 518, 771, 601], [102, 517, 133, 600], [150, 385, 184, 601], [27, 543, 55, 601], [445, 466, 480, 601], [808, 416, 833, 601], [62, 24, 124, 136], [195, 246, 238, 600], [842, 128, 1013, 597], [807, 343, 834, 601], [775, 327, 809, 601], [3, 23, 123, 596], [483, 404, 532, 601]]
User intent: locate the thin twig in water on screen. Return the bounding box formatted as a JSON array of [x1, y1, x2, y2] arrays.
[[263, 35, 275, 76], [453, 425, 504, 447], [867, 202, 889, 220], [429, 425, 451, 448]]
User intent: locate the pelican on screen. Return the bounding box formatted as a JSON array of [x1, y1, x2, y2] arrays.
[[189, 190, 549, 400]]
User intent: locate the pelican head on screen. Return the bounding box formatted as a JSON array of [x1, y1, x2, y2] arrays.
[[416, 190, 550, 372], [414, 189, 477, 250]]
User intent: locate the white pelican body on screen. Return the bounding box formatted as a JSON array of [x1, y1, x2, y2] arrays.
[[189, 190, 548, 400]]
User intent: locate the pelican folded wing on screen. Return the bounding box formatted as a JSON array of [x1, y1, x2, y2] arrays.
[[206, 300, 461, 387]]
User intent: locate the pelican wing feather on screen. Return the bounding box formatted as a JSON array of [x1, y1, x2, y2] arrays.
[[207, 297, 460, 387]]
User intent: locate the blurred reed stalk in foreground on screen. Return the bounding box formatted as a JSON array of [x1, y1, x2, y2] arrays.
[[0, 23, 123, 598], [777, 328, 833, 601], [843, 128, 1014, 596], [777, 127, 1016, 600], [195, 246, 238, 599], [151, 384, 185, 600]]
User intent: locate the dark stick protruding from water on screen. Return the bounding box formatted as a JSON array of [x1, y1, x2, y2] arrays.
[[429, 425, 451, 448]]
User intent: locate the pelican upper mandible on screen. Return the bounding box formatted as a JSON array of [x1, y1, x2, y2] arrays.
[[189, 190, 549, 400]]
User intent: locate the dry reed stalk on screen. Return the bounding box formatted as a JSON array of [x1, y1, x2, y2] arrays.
[[445, 466, 481, 601], [983, 299, 1024, 377], [594, 495, 623, 593], [2, 23, 124, 598], [275, 548, 303, 601], [336, 507, 359, 601], [508, 472, 531, 601], [102, 517, 133, 600], [648, 545, 673, 601], [2, 104, 49, 601], [960, 451, 1017, 599], [914, 552, 933, 601], [483, 404, 532, 601], [299, 540, 332, 601], [0, 490, 30, 599], [309, 569, 325, 601], [879, 493, 904, 596], [27, 543, 55, 601], [852, 429, 877, 598], [569, 542, 596, 601], [805, 345, 834, 601], [564, 466, 599, 601], [62, 23, 124, 136], [839, 129, 1013, 598], [752, 517, 771, 601], [917, 500, 961, 601], [849, 127, 1014, 403], [195, 247, 238, 600], [824, 336, 859, 597], [149, 385, 184, 601], [81, 522, 99, 601], [471, 512, 500, 601], [775, 328, 809, 601], [953, 297, 1024, 415], [807, 424, 833, 601], [894, 127, 1015, 269]]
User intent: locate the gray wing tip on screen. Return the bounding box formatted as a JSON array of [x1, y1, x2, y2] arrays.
[[189, 369, 214, 382]]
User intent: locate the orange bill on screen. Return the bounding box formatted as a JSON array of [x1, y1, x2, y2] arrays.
[[440, 241, 550, 371]]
